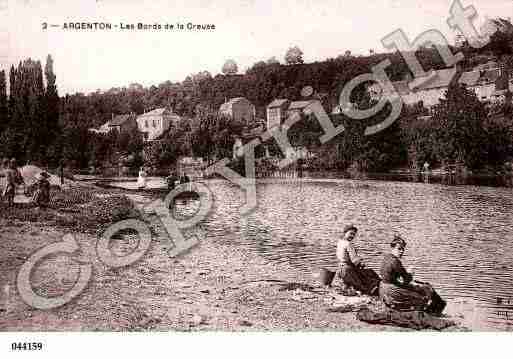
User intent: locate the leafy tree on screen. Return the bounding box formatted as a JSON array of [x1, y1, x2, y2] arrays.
[[44, 54, 61, 164], [0, 70, 7, 135], [222, 59, 238, 75], [266, 56, 280, 65], [432, 83, 488, 170], [285, 46, 304, 65], [248, 60, 267, 73]]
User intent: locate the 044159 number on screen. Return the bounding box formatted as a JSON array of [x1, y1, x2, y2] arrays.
[[11, 342, 43, 351]]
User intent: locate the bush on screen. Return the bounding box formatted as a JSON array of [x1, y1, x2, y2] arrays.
[[0, 187, 143, 235], [50, 187, 95, 208]]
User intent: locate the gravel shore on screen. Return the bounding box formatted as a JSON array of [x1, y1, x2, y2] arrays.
[[0, 192, 470, 332]]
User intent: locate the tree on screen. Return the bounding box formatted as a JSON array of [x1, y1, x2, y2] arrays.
[[222, 59, 238, 75], [42, 55, 61, 164], [250, 61, 267, 72], [285, 46, 304, 65], [0, 70, 7, 135], [192, 71, 212, 83], [432, 83, 488, 170], [266, 56, 280, 65], [2, 59, 45, 162]]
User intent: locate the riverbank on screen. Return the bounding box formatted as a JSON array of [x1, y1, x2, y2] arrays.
[[0, 185, 477, 331], [0, 186, 488, 331]]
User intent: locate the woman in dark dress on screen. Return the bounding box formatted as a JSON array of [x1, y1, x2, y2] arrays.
[[32, 172, 51, 208], [379, 235, 446, 314]]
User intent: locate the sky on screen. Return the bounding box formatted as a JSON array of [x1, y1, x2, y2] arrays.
[[1, 0, 512, 95]]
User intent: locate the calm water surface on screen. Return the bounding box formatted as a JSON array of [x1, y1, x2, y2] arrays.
[[186, 179, 513, 330]]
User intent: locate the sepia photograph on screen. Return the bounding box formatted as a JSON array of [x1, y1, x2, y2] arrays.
[[1, 0, 513, 352]]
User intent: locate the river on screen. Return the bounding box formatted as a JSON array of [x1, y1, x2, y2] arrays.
[[108, 175, 513, 330], [183, 178, 513, 330]]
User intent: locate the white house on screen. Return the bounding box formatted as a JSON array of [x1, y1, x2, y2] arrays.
[[136, 108, 181, 141], [219, 97, 256, 126]]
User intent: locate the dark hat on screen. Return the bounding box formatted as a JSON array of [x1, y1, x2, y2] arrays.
[[390, 235, 407, 248], [40, 171, 50, 178], [343, 224, 358, 234]]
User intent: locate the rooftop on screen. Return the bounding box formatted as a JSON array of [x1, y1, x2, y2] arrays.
[[138, 108, 170, 117], [267, 99, 289, 108], [288, 100, 317, 110], [110, 114, 135, 126], [219, 97, 251, 112], [411, 68, 457, 91]]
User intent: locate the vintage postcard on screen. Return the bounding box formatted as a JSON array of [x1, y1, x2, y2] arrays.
[[1, 0, 513, 352]]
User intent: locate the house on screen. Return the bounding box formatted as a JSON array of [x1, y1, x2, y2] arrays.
[[286, 100, 322, 120], [458, 67, 512, 102], [285, 146, 312, 160], [454, 31, 467, 48], [136, 108, 181, 141], [480, 17, 513, 38], [109, 113, 138, 133], [89, 113, 137, 135], [369, 66, 512, 108], [406, 67, 458, 107], [89, 121, 112, 135], [368, 68, 456, 108], [266, 99, 290, 130], [219, 97, 256, 126]]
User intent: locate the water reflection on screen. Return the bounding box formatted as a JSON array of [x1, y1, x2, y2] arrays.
[[177, 178, 513, 330]]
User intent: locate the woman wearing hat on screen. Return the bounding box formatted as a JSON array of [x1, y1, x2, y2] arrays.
[[32, 171, 51, 208], [336, 224, 380, 295], [379, 235, 446, 314]]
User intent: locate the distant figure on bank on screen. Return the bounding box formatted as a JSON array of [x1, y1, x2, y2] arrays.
[[166, 170, 179, 191], [423, 161, 430, 173], [58, 160, 64, 185], [32, 171, 51, 209], [0, 158, 8, 172], [2, 158, 24, 207], [137, 166, 147, 189], [379, 235, 446, 315], [336, 225, 380, 296], [179, 172, 190, 184]]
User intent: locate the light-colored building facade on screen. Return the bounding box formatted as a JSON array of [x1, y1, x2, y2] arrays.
[[136, 108, 181, 141], [219, 97, 256, 126], [266, 99, 290, 130]]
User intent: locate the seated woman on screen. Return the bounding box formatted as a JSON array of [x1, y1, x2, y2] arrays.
[[336, 224, 380, 296], [379, 235, 446, 315]]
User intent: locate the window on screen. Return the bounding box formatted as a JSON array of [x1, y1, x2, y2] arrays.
[[153, 120, 156, 128], [145, 120, 148, 128]]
